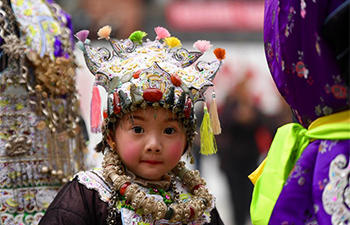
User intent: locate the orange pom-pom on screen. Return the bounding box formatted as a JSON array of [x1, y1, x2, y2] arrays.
[[97, 25, 112, 40], [213, 48, 226, 60]]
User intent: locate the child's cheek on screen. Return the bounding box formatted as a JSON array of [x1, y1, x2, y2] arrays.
[[168, 141, 185, 158], [120, 142, 141, 163]]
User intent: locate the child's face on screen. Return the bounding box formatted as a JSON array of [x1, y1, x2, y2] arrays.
[[114, 106, 187, 181]]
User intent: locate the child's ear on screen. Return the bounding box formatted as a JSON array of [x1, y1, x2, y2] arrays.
[[106, 133, 115, 150]]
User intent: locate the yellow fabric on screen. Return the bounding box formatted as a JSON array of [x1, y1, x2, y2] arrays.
[[249, 109, 350, 225], [248, 158, 266, 185], [248, 109, 350, 184]]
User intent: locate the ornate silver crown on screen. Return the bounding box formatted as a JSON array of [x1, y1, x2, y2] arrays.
[[76, 26, 225, 133]]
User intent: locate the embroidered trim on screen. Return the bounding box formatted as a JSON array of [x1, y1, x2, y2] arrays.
[[322, 153, 350, 223], [0, 212, 44, 225], [74, 169, 112, 203]]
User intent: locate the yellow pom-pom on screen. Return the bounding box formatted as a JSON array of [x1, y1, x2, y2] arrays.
[[164, 37, 182, 48], [200, 103, 218, 155], [97, 25, 112, 40]]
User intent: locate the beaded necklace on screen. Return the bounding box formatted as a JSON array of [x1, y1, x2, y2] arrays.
[[102, 150, 213, 224]]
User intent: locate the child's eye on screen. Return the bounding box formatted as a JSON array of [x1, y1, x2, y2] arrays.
[[164, 127, 176, 135], [132, 126, 144, 134]]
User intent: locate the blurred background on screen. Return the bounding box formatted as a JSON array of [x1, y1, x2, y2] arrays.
[[56, 0, 294, 224]]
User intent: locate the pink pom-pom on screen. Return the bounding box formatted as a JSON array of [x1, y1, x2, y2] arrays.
[[193, 40, 212, 53], [154, 26, 171, 40], [75, 30, 89, 42]]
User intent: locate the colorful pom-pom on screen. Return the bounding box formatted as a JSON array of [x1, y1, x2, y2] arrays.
[[164, 37, 182, 48], [193, 40, 212, 53], [170, 74, 182, 86], [154, 26, 171, 40], [213, 48, 226, 60], [97, 25, 112, 40], [129, 31, 147, 44], [75, 30, 89, 42]]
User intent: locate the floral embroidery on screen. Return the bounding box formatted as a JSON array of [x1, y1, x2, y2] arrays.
[[306, 76, 314, 85], [1, 212, 44, 225], [295, 61, 309, 79], [315, 33, 321, 56], [301, 0, 307, 18], [292, 51, 310, 80], [75, 169, 112, 203], [318, 140, 338, 154], [285, 7, 296, 37], [315, 105, 323, 116], [324, 75, 349, 100], [265, 41, 274, 61], [285, 158, 309, 187], [331, 84, 348, 99], [318, 178, 328, 191], [322, 154, 350, 223], [322, 106, 333, 116]]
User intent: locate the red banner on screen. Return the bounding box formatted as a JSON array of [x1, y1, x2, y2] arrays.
[[166, 1, 264, 32]]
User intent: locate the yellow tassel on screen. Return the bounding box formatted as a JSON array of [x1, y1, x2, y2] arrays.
[[200, 103, 218, 155], [209, 91, 221, 135]]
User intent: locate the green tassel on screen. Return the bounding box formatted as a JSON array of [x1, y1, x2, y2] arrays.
[[129, 31, 147, 44], [200, 103, 218, 155]]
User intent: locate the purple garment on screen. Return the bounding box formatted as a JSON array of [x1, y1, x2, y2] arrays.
[[264, 0, 349, 128], [262, 0, 350, 223], [269, 140, 350, 224], [44, 0, 75, 57]]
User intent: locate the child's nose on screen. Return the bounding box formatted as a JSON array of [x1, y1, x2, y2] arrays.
[[145, 134, 162, 153]]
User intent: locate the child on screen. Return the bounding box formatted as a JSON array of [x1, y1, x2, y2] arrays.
[[39, 26, 226, 224], [249, 0, 350, 224]]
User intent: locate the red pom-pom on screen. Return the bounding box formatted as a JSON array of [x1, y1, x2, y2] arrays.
[[213, 48, 226, 60], [170, 74, 182, 86], [133, 70, 142, 79]]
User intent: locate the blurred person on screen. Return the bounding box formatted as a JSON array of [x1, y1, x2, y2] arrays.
[[77, 0, 144, 39], [0, 0, 86, 224], [217, 74, 273, 225], [249, 0, 350, 224]]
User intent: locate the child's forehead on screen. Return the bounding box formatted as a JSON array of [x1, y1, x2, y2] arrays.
[[120, 106, 178, 121]]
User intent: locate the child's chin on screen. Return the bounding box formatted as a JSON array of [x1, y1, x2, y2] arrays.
[[139, 173, 163, 181]]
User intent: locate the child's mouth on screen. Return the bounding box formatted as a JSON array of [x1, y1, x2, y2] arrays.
[[141, 160, 162, 165]]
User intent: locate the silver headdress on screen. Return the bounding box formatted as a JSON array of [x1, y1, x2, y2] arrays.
[[76, 26, 226, 154]]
